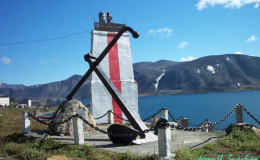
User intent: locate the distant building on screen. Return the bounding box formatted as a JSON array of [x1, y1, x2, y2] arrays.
[[0, 95, 10, 107], [26, 99, 32, 108]]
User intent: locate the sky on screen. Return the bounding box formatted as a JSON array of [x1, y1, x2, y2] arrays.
[[0, 0, 259, 86]]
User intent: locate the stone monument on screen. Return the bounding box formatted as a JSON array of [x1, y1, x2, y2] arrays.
[[89, 11, 138, 124]]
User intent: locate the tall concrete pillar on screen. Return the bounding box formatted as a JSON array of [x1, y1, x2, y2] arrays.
[[90, 15, 138, 124], [236, 105, 243, 124], [161, 109, 168, 120], [158, 124, 171, 158], [72, 116, 84, 145], [108, 110, 114, 124]]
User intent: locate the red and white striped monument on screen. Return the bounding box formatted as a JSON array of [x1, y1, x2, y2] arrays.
[[90, 12, 138, 124]]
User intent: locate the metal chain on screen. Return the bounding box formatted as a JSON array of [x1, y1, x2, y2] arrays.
[[168, 110, 177, 122], [110, 111, 129, 121], [212, 105, 238, 126], [94, 111, 109, 120], [188, 119, 209, 127], [49, 115, 76, 126], [142, 108, 165, 122], [28, 104, 259, 135], [240, 104, 260, 125], [77, 114, 143, 137], [28, 113, 49, 125], [175, 105, 238, 131]]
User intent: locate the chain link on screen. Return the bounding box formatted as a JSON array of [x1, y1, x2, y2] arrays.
[[168, 110, 177, 122], [240, 104, 260, 125], [28, 104, 259, 135], [28, 113, 49, 125], [77, 114, 144, 137], [142, 108, 165, 122], [94, 111, 109, 120], [188, 119, 209, 127], [110, 111, 129, 122]]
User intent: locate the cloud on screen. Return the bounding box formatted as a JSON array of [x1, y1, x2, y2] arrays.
[[234, 51, 243, 54], [1, 57, 11, 65], [196, 0, 260, 10], [180, 56, 197, 62], [40, 60, 47, 64], [246, 35, 257, 42], [147, 28, 173, 38], [178, 41, 189, 49], [255, 3, 259, 8]]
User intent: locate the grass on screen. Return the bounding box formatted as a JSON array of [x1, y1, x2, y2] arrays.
[[0, 107, 158, 160], [175, 127, 260, 160], [2, 107, 260, 160]]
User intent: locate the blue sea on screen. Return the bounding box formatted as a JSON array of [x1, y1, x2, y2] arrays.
[[139, 90, 260, 129], [55, 90, 260, 129]]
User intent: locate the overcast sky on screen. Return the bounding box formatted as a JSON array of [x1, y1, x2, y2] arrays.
[[0, 0, 259, 85]]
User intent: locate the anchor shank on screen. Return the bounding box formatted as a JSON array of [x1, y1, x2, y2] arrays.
[[93, 65, 148, 138]]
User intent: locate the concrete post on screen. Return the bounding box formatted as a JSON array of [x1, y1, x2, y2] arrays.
[[72, 116, 84, 145], [22, 112, 30, 134], [178, 118, 188, 128], [108, 110, 114, 124], [236, 105, 243, 124], [161, 109, 168, 121], [158, 124, 171, 158], [76, 109, 87, 129], [202, 122, 213, 132]]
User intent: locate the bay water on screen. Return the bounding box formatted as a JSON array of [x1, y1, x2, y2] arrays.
[[59, 90, 260, 129], [139, 90, 260, 129]]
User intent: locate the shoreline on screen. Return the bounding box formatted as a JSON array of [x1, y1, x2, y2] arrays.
[[138, 87, 260, 98]]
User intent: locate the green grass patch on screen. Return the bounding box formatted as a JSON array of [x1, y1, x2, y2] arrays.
[[0, 107, 158, 160], [175, 128, 260, 160]]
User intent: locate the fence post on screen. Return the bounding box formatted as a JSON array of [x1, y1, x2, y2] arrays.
[[161, 108, 168, 121], [236, 104, 243, 124], [158, 123, 171, 158], [72, 116, 84, 145], [202, 122, 213, 132], [22, 112, 31, 134], [178, 118, 188, 128], [108, 110, 114, 124]]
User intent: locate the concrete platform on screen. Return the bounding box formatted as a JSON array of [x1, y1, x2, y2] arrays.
[[34, 125, 219, 156]]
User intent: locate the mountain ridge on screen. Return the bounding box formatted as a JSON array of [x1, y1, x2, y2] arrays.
[[1, 54, 260, 101]]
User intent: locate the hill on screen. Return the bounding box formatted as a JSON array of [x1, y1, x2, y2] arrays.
[[1, 54, 260, 101]]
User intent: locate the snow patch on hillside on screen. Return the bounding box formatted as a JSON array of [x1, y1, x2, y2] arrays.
[[237, 83, 240, 87], [207, 65, 215, 74], [154, 70, 165, 91], [226, 57, 231, 61]]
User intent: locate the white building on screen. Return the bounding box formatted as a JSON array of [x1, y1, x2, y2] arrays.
[[26, 99, 32, 108], [0, 96, 10, 107]]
